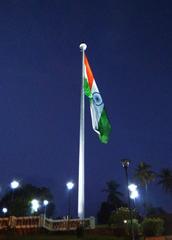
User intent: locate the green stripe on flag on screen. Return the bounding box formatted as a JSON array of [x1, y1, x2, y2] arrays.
[[98, 108, 111, 144], [84, 79, 92, 98]]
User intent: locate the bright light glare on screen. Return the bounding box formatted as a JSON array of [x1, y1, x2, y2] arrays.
[[2, 208, 8, 214], [124, 219, 127, 223], [128, 184, 137, 192], [66, 181, 74, 190], [31, 199, 40, 213], [130, 190, 139, 199], [10, 180, 20, 189], [43, 200, 49, 206]]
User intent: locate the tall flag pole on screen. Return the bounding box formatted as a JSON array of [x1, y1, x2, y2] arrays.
[[78, 43, 87, 219], [78, 43, 111, 219]]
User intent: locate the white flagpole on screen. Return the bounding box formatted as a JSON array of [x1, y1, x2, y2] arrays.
[[78, 43, 87, 219]]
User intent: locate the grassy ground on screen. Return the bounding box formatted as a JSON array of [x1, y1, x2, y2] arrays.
[[0, 234, 119, 240], [0, 226, 128, 240], [0, 232, 122, 240]]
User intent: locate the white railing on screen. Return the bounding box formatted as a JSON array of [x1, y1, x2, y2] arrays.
[[43, 216, 95, 231], [0, 215, 95, 232]]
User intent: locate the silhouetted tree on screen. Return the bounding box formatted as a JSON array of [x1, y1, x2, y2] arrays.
[[157, 168, 172, 194], [97, 201, 113, 224], [134, 162, 156, 193], [133, 162, 156, 214], [0, 184, 55, 217], [103, 180, 124, 208], [97, 180, 124, 224]]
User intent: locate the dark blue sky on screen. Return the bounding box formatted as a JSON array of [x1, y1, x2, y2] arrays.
[[0, 0, 172, 217]]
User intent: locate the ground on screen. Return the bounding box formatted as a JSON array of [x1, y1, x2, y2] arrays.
[[0, 233, 119, 240]]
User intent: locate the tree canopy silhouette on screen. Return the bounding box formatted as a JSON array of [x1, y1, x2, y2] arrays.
[[97, 180, 125, 224], [157, 168, 172, 194], [0, 184, 55, 217]]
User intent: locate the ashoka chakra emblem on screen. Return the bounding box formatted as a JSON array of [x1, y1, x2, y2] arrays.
[[92, 92, 103, 106]]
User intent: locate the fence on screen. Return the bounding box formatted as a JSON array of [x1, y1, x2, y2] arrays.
[[0, 215, 95, 233], [43, 216, 95, 231]]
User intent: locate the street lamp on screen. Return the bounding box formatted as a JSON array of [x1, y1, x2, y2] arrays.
[[66, 182, 74, 191], [2, 207, 8, 216], [31, 199, 40, 213], [43, 200, 49, 218], [121, 159, 130, 169], [128, 183, 139, 207], [66, 181, 74, 219], [121, 159, 131, 209], [130, 190, 139, 200], [128, 184, 137, 192], [121, 159, 134, 240], [10, 180, 20, 190], [10, 180, 20, 214]]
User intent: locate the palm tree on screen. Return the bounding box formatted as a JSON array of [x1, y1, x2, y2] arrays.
[[134, 161, 156, 193], [134, 162, 156, 212], [103, 180, 124, 209], [97, 180, 124, 224], [157, 168, 172, 194]]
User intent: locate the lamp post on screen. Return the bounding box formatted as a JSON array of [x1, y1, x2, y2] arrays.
[[121, 160, 131, 210], [10, 180, 20, 199], [66, 181, 74, 219], [10, 180, 20, 214], [121, 159, 134, 240], [43, 200, 49, 219]]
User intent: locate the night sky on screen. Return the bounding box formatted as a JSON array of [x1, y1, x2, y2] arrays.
[[0, 0, 172, 217]]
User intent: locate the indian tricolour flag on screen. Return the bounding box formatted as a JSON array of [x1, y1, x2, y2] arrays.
[[84, 54, 111, 143]]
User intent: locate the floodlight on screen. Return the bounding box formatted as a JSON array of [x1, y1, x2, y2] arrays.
[[128, 183, 137, 192], [31, 199, 40, 213], [130, 190, 139, 200], [2, 208, 8, 214], [10, 180, 20, 190], [43, 200, 49, 206], [66, 181, 74, 190]]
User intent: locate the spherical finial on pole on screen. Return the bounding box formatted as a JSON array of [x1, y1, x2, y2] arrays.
[[79, 43, 87, 51]]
